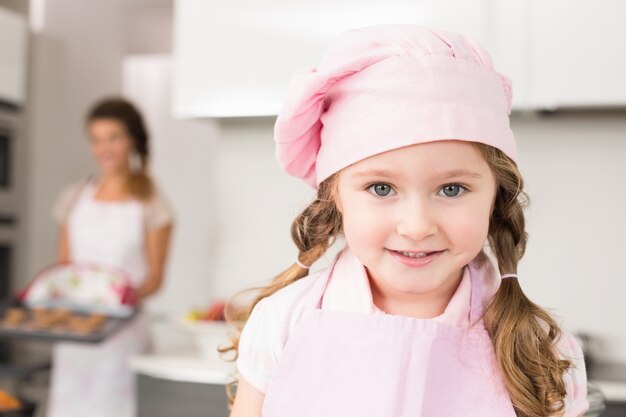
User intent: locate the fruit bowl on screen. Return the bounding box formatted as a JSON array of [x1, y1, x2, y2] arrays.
[[178, 301, 231, 360]]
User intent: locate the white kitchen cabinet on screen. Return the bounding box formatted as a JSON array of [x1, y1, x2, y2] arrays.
[[487, 0, 532, 109], [0, 6, 27, 106], [529, 0, 626, 108], [172, 0, 526, 118]]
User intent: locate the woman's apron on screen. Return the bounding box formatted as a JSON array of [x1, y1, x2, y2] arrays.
[[261, 247, 517, 417], [47, 181, 151, 417]]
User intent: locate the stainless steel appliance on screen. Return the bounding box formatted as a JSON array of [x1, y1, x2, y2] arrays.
[[0, 108, 20, 362], [0, 108, 18, 301]]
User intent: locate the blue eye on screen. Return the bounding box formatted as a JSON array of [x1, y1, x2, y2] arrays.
[[438, 184, 467, 198], [368, 183, 395, 197]]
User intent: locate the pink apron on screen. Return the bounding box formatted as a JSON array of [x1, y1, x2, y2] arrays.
[[262, 248, 517, 417], [47, 180, 151, 417]]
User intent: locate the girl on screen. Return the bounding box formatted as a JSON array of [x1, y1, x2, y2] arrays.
[[48, 97, 174, 417], [226, 25, 589, 417]]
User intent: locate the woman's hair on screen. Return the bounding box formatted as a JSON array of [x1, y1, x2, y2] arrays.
[[86, 97, 154, 201], [222, 142, 572, 417]]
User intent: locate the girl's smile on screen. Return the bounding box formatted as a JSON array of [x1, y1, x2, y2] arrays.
[[335, 139, 497, 318], [387, 248, 445, 267]]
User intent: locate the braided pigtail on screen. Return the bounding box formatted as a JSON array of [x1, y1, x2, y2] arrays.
[[475, 143, 571, 417], [222, 174, 342, 407]]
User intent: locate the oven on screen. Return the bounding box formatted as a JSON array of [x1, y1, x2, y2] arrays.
[[0, 109, 18, 298]]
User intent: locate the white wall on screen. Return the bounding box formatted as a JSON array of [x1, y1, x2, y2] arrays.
[[122, 55, 218, 313], [210, 117, 344, 299], [513, 111, 626, 363], [122, 55, 219, 351], [212, 112, 626, 364], [0, 0, 27, 14], [122, 0, 173, 55]]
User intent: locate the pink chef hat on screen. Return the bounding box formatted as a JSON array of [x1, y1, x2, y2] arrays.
[[274, 24, 517, 189]]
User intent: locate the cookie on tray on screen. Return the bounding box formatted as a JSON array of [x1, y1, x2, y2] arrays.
[[66, 314, 106, 334], [1, 307, 27, 327]]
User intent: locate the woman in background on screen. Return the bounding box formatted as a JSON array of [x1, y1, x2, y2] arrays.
[[47, 97, 174, 417]]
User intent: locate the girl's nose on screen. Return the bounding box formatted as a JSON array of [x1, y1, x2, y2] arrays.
[[395, 198, 438, 241]]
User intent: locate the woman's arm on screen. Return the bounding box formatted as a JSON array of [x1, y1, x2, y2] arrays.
[[57, 224, 70, 263], [229, 377, 264, 417], [136, 224, 173, 300]]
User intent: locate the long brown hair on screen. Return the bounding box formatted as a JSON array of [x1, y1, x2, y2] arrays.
[[223, 142, 571, 416], [477, 144, 571, 417], [86, 97, 154, 201]]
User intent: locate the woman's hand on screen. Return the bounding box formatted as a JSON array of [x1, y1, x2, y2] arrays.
[[120, 286, 139, 306]]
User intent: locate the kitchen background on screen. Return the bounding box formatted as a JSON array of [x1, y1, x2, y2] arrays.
[[0, 0, 625, 416]]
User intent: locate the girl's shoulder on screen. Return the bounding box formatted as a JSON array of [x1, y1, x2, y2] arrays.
[[246, 268, 325, 343], [236, 269, 326, 393]]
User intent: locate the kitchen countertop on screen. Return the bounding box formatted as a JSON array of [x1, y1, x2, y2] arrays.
[[131, 351, 626, 404], [130, 350, 235, 385]]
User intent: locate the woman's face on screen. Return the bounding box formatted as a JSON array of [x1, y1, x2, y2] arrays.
[[88, 118, 134, 175], [336, 140, 497, 303]]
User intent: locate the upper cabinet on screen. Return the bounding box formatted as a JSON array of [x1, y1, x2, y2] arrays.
[[172, 0, 624, 118], [0, 7, 27, 106], [529, 0, 626, 108], [172, 0, 525, 118]]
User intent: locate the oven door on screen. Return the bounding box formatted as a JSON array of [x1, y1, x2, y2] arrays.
[[0, 111, 17, 212], [0, 222, 16, 299]]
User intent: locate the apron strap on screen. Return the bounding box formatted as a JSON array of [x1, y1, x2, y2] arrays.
[[467, 251, 493, 327]]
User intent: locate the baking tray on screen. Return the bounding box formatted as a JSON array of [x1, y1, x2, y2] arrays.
[[0, 301, 138, 344]]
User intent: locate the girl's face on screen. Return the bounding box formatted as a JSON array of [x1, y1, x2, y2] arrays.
[[88, 118, 134, 175], [336, 140, 496, 304]]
